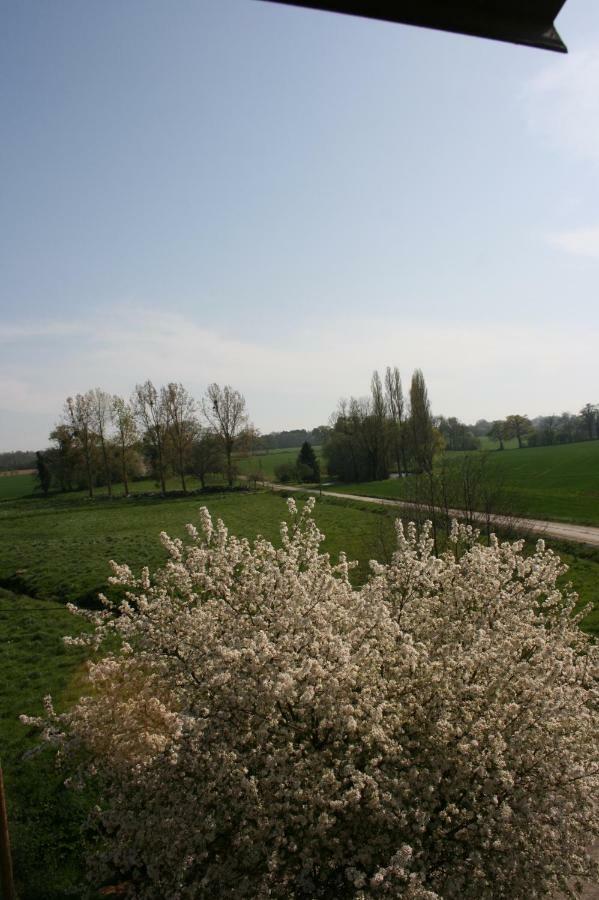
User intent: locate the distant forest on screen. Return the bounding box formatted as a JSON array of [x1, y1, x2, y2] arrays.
[[0, 449, 37, 471]]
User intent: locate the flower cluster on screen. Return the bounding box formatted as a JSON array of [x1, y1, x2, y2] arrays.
[[25, 499, 599, 898]]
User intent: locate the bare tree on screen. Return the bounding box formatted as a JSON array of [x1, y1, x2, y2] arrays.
[[385, 366, 406, 475], [133, 380, 169, 494], [111, 395, 138, 496], [162, 382, 197, 493], [236, 423, 261, 457], [202, 384, 247, 487], [90, 388, 114, 497], [65, 392, 96, 498]]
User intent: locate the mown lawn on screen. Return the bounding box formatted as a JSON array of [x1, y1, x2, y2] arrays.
[[324, 440, 599, 527]]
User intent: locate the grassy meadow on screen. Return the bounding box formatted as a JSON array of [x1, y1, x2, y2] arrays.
[[477, 434, 519, 451], [0, 589, 93, 899], [323, 440, 599, 527]]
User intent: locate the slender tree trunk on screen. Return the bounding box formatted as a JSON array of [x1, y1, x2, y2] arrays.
[[120, 436, 129, 495], [179, 446, 187, 493], [100, 435, 112, 497], [156, 436, 166, 494], [427, 472, 439, 556], [226, 439, 233, 487], [84, 443, 94, 499]]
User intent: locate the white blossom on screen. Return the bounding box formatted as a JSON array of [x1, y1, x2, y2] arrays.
[[26, 499, 599, 898]]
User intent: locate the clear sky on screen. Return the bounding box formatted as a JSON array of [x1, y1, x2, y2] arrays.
[[2, 0, 599, 450]]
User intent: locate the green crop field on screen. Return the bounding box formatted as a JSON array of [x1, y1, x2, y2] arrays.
[[324, 440, 599, 527], [477, 435, 519, 451], [234, 445, 325, 480], [2, 475, 599, 896], [0, 472, 37, 500]]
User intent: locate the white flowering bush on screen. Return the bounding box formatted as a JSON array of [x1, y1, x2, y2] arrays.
[[25, 499, 599, 898]]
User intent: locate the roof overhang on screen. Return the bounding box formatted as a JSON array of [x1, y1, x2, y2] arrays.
[[260, 1, 568, 53]]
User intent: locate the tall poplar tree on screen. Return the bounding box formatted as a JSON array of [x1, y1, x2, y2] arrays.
[[409, 369, 434, 474]]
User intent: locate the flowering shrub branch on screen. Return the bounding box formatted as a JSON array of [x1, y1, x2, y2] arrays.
[[23, 498, 599, 898]]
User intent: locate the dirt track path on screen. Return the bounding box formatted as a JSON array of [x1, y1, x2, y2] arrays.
[[269, 484, 599, 549]]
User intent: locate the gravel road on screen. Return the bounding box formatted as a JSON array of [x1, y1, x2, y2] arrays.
[[271, 484, 599, 549]]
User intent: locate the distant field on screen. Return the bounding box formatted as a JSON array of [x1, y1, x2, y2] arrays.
[[324, 441, 599, 527], [234, 445, 325, 480], [0, 452, 326, 503], [477, 435, 519, 451], [0, 472, 215, 503], [0, 472, 37, 499]]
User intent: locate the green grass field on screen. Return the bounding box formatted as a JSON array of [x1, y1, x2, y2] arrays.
[[233, 445, 325, 480], [477, 435, 519, 451], [0, 588, 93, 898], [0, 486, 398, 608], [0, 472, 37, 499], [2, 473, 599, 896], [324, 440, 599, 527]]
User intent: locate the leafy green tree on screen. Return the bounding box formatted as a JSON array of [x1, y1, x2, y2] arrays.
[[274, 462, 296, 483], [35, 450, 51, 495], [47, 424, 81, 492], [191, 431, 225, 489], [488, 420, 507, 450], [580, 403, 598, 441], [505, 414, 532, 449], [296, 441, 320, 483], [409, 369, 434, 474]]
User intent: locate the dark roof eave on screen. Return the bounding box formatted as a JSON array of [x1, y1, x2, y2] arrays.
[[259, 1, 568, 53]]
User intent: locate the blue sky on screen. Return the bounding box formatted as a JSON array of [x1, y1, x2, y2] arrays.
[[2, 0, 599, 449]]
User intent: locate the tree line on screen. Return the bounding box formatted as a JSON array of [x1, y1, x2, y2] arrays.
[[472, 403, 599, 450], [0, 449, 37, 471], [36, 381, 251, 497], [258, 427, 330, 451]]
